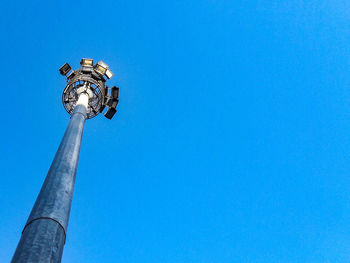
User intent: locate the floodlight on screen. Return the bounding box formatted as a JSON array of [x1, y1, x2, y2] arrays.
[[59, 63, 72, 76], [95, 64, 107, 75], [104, 107, 117, 119], [105, 69, 113, 79], [94, 61, 108, 76], [111, 86, 119, 99], [80, 58, 94, 67]]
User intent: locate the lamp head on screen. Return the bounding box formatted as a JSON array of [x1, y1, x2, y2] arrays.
[[80, 58, 94, 67], [59, 58, 119, 120], [59, 63, 72, 76]]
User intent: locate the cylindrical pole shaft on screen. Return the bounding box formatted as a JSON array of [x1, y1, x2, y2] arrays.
[[12, 94, 89, 263]]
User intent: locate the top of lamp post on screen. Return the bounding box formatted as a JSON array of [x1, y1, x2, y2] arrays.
[[59, 58, 119, 120]]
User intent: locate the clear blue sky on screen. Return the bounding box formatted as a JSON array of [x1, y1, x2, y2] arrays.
[[1, 0, 350, 262]]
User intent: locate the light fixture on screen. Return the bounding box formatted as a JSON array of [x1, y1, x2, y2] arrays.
[[104, 107, 117, 119], [105, 69, 113, 79], [80, 58, 94, 67], [111, 86, 119, 99], [94, 61, 108, 76], [59, 63, 72, 76]]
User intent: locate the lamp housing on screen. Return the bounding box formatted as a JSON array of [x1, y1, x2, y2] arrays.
[[105, 69, 113, 79], [104, 108, 117, 119], [59, 63, 72, 76], [94, 61, 108, 76], [111, 86, 119, 99], [80, 58, 94, 67]]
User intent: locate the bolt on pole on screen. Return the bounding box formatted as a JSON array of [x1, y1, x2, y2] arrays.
[[11, 59, 119, 263]]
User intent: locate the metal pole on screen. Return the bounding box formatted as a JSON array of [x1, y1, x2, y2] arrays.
[[12, 93, 89, 263]]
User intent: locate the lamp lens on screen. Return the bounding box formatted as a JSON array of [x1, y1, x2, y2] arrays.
[[105, 69, 113, 79], [95, 65, 107, 75]]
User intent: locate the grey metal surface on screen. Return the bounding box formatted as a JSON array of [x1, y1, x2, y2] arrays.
[[12, 104, 87, 263], [11, 219, 65, 263]]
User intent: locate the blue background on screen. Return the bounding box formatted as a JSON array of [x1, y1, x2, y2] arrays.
[[1, 0, 350, 262]]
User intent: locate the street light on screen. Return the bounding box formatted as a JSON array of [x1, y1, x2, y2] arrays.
[[12, 58, 120, 263]]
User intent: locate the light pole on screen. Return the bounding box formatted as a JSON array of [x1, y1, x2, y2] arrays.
[[11, 58, 119, 263]]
